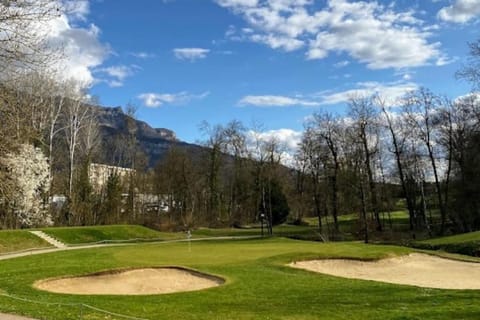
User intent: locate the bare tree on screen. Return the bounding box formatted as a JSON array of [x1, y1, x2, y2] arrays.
[[223, 120, 248, 224], [348, 95, 382, 231], [264, 136, 283, 235], [441, 95, 480, 231], [456, 39, 480, 89], [15, 72, 70, 188], [403, 88, 447, 234], [298, 127, 324, 232], [343, 126, 370, 243], [199, 121, 227, 223], [0, 71, 66, 205], [0, 0, 61, 79], [63, 90, 91, 200], [311, 112, 344, 232], [377, 96, 417, 231]]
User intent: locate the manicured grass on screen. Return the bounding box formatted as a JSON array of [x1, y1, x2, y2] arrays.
[[39, 224, 318, 246], [193, 224, 318, 238], [302, 211, 413, 240], [419, 231, 480, 246], [304, 210, 411, 227], [0, 238, 479, 319], [414, 231, 480, 256], [0, 230, 51, 254], [40, 225, 183, 244]]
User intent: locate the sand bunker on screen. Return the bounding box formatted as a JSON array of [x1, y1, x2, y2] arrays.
[[34, 267, 223, 295], [290, 253, 480, 290]]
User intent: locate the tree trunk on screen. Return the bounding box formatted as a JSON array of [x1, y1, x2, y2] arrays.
[[360, 179, 369, 244], [361, 127, 382, 231]]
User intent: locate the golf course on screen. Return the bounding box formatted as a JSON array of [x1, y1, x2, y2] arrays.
[[1, 225, 480, 320]]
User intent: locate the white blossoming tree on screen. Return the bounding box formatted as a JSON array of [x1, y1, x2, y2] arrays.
[[3, 144, 52, 227]]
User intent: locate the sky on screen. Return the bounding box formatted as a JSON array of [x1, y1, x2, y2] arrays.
[[46, 0, 480, 147]]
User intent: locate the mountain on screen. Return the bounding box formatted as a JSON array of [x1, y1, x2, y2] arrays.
[[93, 105, 203, 168]]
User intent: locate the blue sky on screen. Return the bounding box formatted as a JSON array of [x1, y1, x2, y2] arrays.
[[56, 0, 480, 144]]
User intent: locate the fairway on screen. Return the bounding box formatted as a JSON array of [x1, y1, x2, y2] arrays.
[[0, 238, 480, 319]]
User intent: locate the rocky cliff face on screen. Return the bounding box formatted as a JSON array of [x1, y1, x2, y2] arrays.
[[92, 105, 202, 168], [94, 106, 176, 141]]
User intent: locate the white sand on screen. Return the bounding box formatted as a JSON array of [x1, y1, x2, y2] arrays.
[[34, 267, 223, 295], [289, 253, 480, 289]]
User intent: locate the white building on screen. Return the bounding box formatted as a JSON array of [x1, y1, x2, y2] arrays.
[[89, 163, 134, 192]]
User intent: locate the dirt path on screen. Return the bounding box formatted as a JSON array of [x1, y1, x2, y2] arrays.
[[290, 253, 480, 289], [0, 312, 37, 320]]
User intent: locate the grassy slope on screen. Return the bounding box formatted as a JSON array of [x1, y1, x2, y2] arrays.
[[0, 238, 479, 319], [304, 210, 411, 228], [40, 224, 319, 245], [0, 230, 51, 254], [415, 231, 480, 256], [419, 231, 480, 246], [40, 225, 183, 244], [193, 224, 318, 238]]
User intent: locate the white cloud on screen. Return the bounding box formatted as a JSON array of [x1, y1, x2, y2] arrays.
[[316, 81, 419, 106], [101, 65, 133, 80], [239, 81, 418, 108], [252, 128, 302, 151], [45, 15, 111, 86], [215, 0, 445, 69], [437, 0, 480, 23], [250, 34, 304, 51], [239, 95, 320, 107], [216, 0, 258, 7], [138, 91, 210, 108], [247, 128, 302, 166], [95, 65, 137, 87], [334, 60, 350, 68], [0, 1, 111, 87], [173, 48, 210, 61], [129, 51, 156, 59], [62, 0, 90, 21], [454, 91, 480, 104]]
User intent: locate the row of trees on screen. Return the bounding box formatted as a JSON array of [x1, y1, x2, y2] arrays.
[[151, 121, 291, 232], [150, 41, 480, 238], [2, 69, 479, 237], [296, 89, 480, 241], [2, 77, 479, 237], [2, 0, 480, 240]]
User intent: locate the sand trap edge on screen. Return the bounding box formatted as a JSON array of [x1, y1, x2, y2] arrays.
[[288, 253, 480, 290], [32, 266, 226, 296]]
